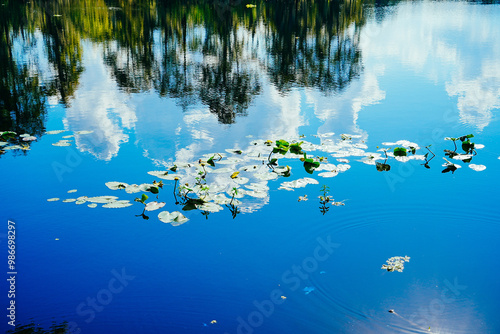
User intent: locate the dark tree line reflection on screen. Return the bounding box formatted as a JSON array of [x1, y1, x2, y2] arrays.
[[0, 0, 366, 134]]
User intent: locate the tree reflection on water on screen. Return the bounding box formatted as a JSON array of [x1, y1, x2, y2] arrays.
[[0, 0, 365, 135]]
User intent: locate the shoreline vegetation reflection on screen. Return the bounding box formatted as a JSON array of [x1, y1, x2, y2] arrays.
[[0, 0, 365, 138]]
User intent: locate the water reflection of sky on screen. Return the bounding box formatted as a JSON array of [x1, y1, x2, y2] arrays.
[[361, 2, 500, 131], [52, 1, 500, 161], [3, 2, 500, 334]]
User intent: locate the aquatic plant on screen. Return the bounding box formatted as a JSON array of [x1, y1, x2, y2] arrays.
[[381, 256, 410, 272], [48, 133, 488, 225]]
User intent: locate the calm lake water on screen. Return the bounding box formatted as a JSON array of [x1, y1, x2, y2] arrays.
[[1, 0, 500, 333]]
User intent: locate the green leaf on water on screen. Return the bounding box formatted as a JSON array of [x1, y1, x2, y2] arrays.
[[148, 186, 159, 194], [141, 194, 148, 203], [376, 162, 391, 172], [269, 158, 278, 166], [0, 131, 16, 141], [289, 142, 304, 154], [393, 147, 407, 156]]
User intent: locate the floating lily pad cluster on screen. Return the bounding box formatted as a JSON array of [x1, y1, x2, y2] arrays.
[[381, 256, 410, 272], [442, 134, 486, 173], [0, 129, 95, 154], [47, 133, 487, 225], [0, 131, 35, 152]]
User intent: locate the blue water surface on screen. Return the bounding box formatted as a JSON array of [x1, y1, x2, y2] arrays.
[[1, 0, 500, 333]]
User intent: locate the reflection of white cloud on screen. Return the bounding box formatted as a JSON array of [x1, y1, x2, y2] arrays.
[[352, 66, 386, 115], [361, 1, 500, 131], [446, 60, 500, 131], [306, 65, 386, 141], [64, 42, 137, 161]]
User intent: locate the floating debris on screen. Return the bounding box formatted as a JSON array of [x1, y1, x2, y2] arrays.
[[22, 136, 37, 141], [47, 198, 60, 202], [87, 203, 98, 208], [298, 195, 308, 202], [67, 189, 77, 193], [381, 256, 410, 272], [62, 199, 76, 203]]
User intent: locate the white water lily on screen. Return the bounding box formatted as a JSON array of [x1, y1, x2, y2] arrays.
[[87, 203, 98, 208], [105, 181, 129, 190], [102, 200, 133, 208], [196, 202, 223, 212], [254, 172, 278, 181], [63, 199, 76, 203], [3, 145, 23, 150], [318, 171, 339, 178], [75, 199, 87, 205], [52, 140, 71, 147], [381, 256, 410, 272], [125, 184, 142, 193], [145, 201, 166, 211], [217, 157, 244, 165], [211, 167, 234, 174], [394, 156, 411, 163], [147, 171, 171, 178], [245, 182, 269, 192], [337, 164, 351, 172], [62, 135, 74, 139], [47, 198, 60, 202], [86, 196, 119, 203], [245, 190, 267, 198], [469, 164, 486, 171], [452, 154, 473, 160], [45, 130, 66, 135], [316, 163, 336, 171], [336, 158, 349, 163], [233, 177, 249, 185], [279, 177, 318, 190], [213, 193, 231, 205], [67, 189, 77, 193], [158, 211, 189, 226]]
